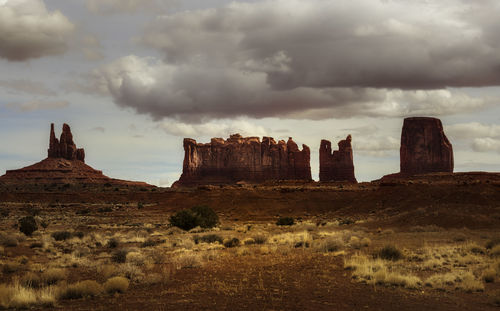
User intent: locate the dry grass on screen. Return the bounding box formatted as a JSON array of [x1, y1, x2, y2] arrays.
[[172, 251, 204, 269], [104, 277, 129, 294], [41, 268, 67, 285], [59, 280, 103, 300], [491, 245, 500, 257], [313, 237, 343, 253], [344, 254, 421, 289], [0, 280, 56, 308]]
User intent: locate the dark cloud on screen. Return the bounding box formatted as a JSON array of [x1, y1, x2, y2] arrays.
[[0, 0, 74, 61], [89, 55, 492, 122], [76, 0, 499, 122], [142, 0, 500, 90]]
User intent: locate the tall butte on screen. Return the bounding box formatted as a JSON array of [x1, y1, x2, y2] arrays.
[[175, 133, 311, 186], [400, 117, 454, 175], [0, 123, 151, 187], [319, 135, 357, 183]]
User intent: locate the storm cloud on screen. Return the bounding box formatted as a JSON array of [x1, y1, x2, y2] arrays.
[[81, 0, 500, 122], [0, 0, 74, 61], [91, 55, 492, 122]]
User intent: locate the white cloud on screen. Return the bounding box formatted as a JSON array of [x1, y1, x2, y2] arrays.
[[0, 79, 55, 96], [472, 137, 500, 153], [160, 119, 267, 138], [0, 0, 74, 61]]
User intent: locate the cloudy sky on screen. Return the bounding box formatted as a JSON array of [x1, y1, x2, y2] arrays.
[[0, 0, 499, 186]]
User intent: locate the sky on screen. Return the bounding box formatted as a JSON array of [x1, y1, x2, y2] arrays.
[[0, 0, 499, 186]]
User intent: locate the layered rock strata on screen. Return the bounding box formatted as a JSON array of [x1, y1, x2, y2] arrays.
[[319, 135, 357, 183], [176, 134, 311, 186]]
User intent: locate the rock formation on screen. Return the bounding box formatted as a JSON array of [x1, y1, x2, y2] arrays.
[[319, 135, 357, 183], [176, 134, 312, 186], [0, 123, 151, 187], [400, 117, 453, 175], [48, 123, 85, 162]]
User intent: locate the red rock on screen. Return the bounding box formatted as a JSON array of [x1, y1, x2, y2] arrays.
[[48, 123, 85, 162], [319, 135, 357, 183], [400, 117, 453, 175], [0, 123, 152, 187], [176, 133, 311, 186]]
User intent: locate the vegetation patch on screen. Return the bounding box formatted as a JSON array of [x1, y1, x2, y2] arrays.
[[169, 206, 219, 231]]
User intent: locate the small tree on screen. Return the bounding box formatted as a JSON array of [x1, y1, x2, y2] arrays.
[[169, 206, 219, 231], [276, 217, 295, 226], [19, 216, 38, 236]]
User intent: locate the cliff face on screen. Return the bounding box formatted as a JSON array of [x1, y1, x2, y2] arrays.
[[177, 134, 311, 185], [400, 117, 454, 175], [48, 123, 85, 162], [319, 135, 357, 183]]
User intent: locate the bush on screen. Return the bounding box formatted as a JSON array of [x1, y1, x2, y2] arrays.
[[41, 268, 67, 285], [59, 280, 103, 300], [276, 217, 294, 226], [486, 238, 500, 250], [193, 234, 223, 244], [104, 277, 129, 294], [0, 233, 18, 247], [253, 235, 267, 245], [141, 238, 160, 248], [137, 202, 144, 209], [51, 231, 72, 241], [111, 250, 128, 263], [223, 238, 240, 248], [107, 238, 119, 249], [169, 206, 219, 231], [377, 245, 403, 261], [19, 216, 38, 236]]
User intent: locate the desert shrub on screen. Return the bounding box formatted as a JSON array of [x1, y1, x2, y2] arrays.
[[377, 245, 403, 261], [107, 238, 119, 248], [2, 262, 21, 274], [492, 245, 500, 257], [98, 264, 118, 279], [253, 235, 267, 245], [104, 277, 129, 294], [314, 237, 342, 253], [223, 238, 240, 248], [59, 280, 103, 300], [51, 231, 72, 241], [169, 206, 218, 231], [137, 202, 144, 209], [276, 217, 294, 226], [0, 208, 9, 217], [41, 268, 67, 285], [453, 233, 467, 242], [173, 252, 203, 269], [29, 242, 43, 249], [19, 216, 38, 236], [193, 234, 223, 244], [486, 238, 500, 249], [141, 238, 160, 248], [111, 250, 128, 263], [0, 233, 18, 247], [339, 218, 355, 226], [73, 231, 84, 239], [483, 268, 496, 283], [98, 207, 113, 213]]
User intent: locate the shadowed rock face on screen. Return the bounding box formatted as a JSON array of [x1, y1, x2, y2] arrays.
[[319, 135, 357, 183], [48, 123, 85, 162], [400, 117, 453, 175], [177, 134, 311, 186]]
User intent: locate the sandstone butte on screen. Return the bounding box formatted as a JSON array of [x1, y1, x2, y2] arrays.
[[0, 123, 151, 187], [319, 135, 357, 183], [174, 133, 312, 186], [382, 117, 454, 180]]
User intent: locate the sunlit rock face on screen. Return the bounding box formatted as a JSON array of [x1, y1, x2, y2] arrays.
[[319, 135, 357, 183], [400, 117, 454, 175], [176, 134, 312, 186]]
